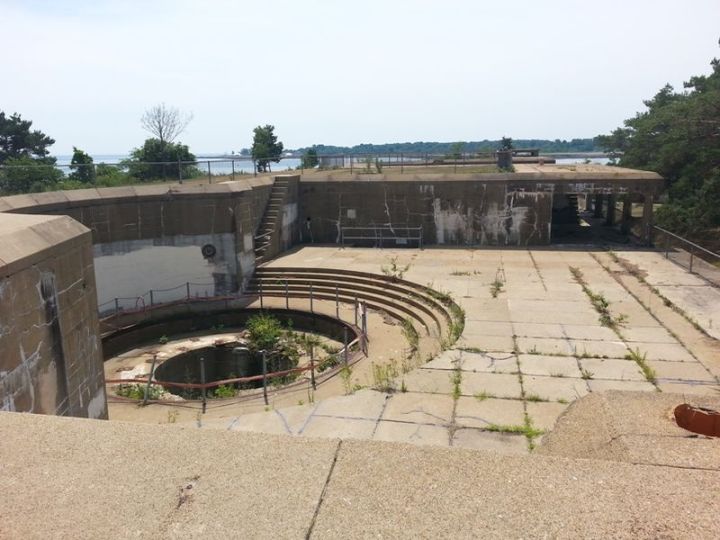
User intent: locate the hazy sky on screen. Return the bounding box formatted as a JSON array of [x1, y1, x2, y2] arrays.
[[2, 0, 719, 155]]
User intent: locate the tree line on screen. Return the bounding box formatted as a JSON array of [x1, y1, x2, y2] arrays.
[[0, 105, 287, 194], [296, 138, 598, 156], [596, 56, 720, 237]]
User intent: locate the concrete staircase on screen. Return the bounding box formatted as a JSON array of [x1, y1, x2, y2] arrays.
[[254, 177, 290, 265], [247, 267, 458, 341]]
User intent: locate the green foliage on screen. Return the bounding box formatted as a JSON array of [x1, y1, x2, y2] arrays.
[[116, 383, 163, 400], [301, 147, 319, 169], [596, 57, 720, 234], [381, 256, 410, 279], [126, 138, 198, 181], [371, 360, 399, 392], [251, 124, 284, 172], [0, 111, 55, 164], [0, 155, 63, 194], [245, 313, 300, 374], [69, 147, 96, 183], [447, 141, 465, 160], [499, 136, 514, 150], [401, 318, 419, 351], [212, 384, 236, 398], [297, 138, 597, 156]]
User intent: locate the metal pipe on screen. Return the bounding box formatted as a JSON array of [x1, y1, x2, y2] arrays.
[[142, 354, 158, 406], [310, 344, 316, 391]]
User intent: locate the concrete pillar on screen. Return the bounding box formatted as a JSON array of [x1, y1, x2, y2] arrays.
[[605, 194, 616, 226], [584, 194, 592, 212], [620, 196, 632, 235], [593, 194, 603, 218], [642, 195, 655, 245]]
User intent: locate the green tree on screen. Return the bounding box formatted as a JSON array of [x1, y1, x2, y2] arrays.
[[596, 57, 720, 235], [447, 141, 465, 160], [0, 155, 63, 194], [0, 111, 62, 194], [69, 147, 96, 183], [301, 147, 319, 169], [499, 137, 514, 150], [251, 125, 284, 172], [0, 111, 55, 164], [126, 138, 197, 181]]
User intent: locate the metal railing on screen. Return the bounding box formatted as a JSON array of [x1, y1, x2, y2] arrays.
[[341, 226, 423, 248], [101, 281, 370, 410], [653, 226, 720, 287]]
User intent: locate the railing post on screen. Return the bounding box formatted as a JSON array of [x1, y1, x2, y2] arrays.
[[310, 344, 316, 391], [343, 327, 349, 366], [689, 247, 694, 273], [259, 279, 264, 309], [261, 350, 269, 405], [310, 283, 314, 313], [335, 284, 339, 319], [186, 282, 191, 299], [354, 296, 358, 326], [149, 290, 154, 306], [143, 354, 158, 406], [200, 356, 207, 414], [231, 160, 235, 181], [665, 233, 670, 259], [285, 279, 289, 309], [207, 160, 212, 184], [114, 297, 119, 315]]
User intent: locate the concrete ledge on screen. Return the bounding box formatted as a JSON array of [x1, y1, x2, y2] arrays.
[[1, 410, 718, 538]]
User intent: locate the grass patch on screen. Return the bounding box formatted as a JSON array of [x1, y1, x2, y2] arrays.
[[450, 368, 462, 401], [580, 368, 594, 380], [371, 360, 399, 393], [569, 266, 627, 333], [525, 393, 548, 402], [401, 318, 419, 352], [625, 347, 657, 385], [474, 390, 494, 401]]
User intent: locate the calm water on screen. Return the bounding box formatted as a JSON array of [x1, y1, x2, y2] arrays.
[[54, 154, 301, 175]]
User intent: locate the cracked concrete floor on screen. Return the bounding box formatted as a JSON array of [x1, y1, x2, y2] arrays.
[[190, 247, 720, 452]]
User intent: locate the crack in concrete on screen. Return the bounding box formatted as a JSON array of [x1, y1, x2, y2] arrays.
[[305, 440, 342, 540]]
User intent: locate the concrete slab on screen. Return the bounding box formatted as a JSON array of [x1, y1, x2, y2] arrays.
[[402, 368, 455, 394], [457, 334, 515, 352], [518, 354, 582, 377], [372, 420, 449, 446], [525, 401, 569, 431], [300, 416, 377, 439], [313, 389, 388, 420], [655, 381, 720, 395], [516, 337, 573, 355], [454, 397, 525, 428], [0, 411, 338, 539], [459, 350, 518, 373], [313, 438, 720, 538], [381, 392, 454, 425], [561, 324, 618, 341], [512, 322, 566, 339], [451, 429, 529, 454], [460, 372, 523, 399], [587, 379, 656, 393], [570, 339, 629, 359], [624, 342, 696, 362], [647, 360, 718, 382], [622, 325, 679, 344], [523, 375, 589, 402], [578, 358, 646, 381]]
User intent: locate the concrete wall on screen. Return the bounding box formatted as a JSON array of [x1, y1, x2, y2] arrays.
[[0, 214, 107, 419], [299, 180, 553, 246], [0, 179, 279, 305]]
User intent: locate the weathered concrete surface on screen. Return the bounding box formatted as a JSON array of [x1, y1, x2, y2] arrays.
[[1, 410, 718, 539], [0, 213, 106, 418], [537, 391, 720, 470]]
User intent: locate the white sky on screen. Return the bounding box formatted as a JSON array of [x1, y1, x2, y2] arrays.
[[2, 0, 718, 155]]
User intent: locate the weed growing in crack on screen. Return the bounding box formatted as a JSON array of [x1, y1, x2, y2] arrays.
[[580, 368, 594, 380], [557, 398, 569, 404], [450, 368, 462, 401], [525, 393, 548, 402], [371, 360, 399, 393], [569, 266, 626, 333], [381, 256, 410, 279], [474, 390, 494, 401], [625, 348, 657, 385]]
